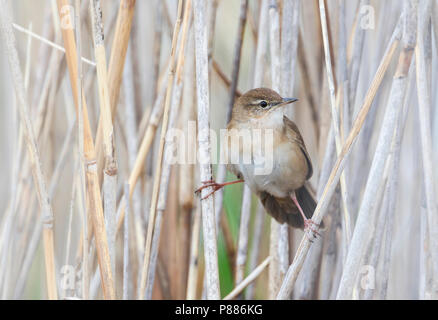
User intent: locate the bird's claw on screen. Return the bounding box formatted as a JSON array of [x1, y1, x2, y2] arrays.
[[303, 219, 321, 240], [194, 180, 223, 200]]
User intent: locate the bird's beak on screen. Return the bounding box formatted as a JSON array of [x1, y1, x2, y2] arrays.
[[272, 97, 298, 109], [280, 97, 298, 105]]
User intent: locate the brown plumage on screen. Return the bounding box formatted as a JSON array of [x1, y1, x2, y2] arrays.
[[259, 183, 317, 229], [225, 88, 319, 230]]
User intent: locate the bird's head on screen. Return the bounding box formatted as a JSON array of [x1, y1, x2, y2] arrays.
[[231, 88, 298, 122]]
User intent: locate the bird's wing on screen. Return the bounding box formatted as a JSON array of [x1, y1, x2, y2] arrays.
[[283, 115, 313, 180]]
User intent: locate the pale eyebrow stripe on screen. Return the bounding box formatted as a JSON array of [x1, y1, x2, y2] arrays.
[[252, 99, 267, 105]]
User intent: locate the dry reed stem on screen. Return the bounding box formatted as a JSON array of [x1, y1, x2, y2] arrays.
[[236, 185, 251, 285], [90, 0, 115, 163], [418, 189, 431, 299], [434, 3, 438, 53], [144, 208, 163, 299], [95, 0, 135, 183], [56, 0, 115, 300], [207, 0, 219, 66], [230, 0, 249, 288], [186, 205, 202, 299], [245, 203, 266, 299], [415, 0, 438, 296], [30, 2, 54, 101], [0, 0, 57, 300], [278, 0, 301, 286], [348, 1, 395, 214], [212, 59, 242, 97], [90, 0, 118, 281], [146, 3, 191, 295], [62, 168, 77, 299], [371, 69, 412, 299], [280, 0, 300, 99], [138, 0, 185, 300], [296, 61, 342, 298], [277, 16, 402, 299], [2, 0, 435, 302], [12, 112, 74, 297], [178, 38, 196, 214], [348, 0, 368, 112], [74, 0, 89, 299], [253, 0, 269, 87], [246, 3, 257, 42], [268, 0, 283, 299], [318, 0, 352, 250], [193, 0, 221, 299], [136, 102, 153, 144], [245, 0, 269, 299], [145, 105, 184, 297], [177, 35, 196, 298], [23, 22, 32, 89], [123, 183, 130, 299], [336, 0, 352, 264], [297, 32, 319, 141], [150, 0, 163, 104], [145, 20, 191, 299], [115, 71, 169, 233], [318, 201, 340, 297], [12, 23, 96, 66], [122, 41, 142, 257], [210, 0, 247, 252], [336, 1, 416, 299], [226, 0, 247, 121], [3, 31, 66, 297], [213, 161, 227, 233], [224, 256, 271, 300]]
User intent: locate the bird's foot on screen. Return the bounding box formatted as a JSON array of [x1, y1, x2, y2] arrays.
[[194, 180, 226, 200], [195, 179, 244, 200], [303, 218, 321, 241]]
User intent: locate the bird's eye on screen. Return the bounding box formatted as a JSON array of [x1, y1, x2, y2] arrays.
[[259, 100, 268, 108]]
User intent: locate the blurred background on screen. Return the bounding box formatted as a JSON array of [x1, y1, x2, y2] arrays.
[[0, 0, 437, 300]]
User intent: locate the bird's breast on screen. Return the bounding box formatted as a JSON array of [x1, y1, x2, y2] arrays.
[[227, 125, 308, 198]]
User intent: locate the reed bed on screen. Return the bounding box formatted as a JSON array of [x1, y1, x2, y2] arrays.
[[0, 0, 437, 300]]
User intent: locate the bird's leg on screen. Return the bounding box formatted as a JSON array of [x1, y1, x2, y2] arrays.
[[195, 179, 244, 200], [290, 191, 320, 239]]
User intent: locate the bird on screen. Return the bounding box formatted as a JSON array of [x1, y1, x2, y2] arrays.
[[195, 88, 320, 235]]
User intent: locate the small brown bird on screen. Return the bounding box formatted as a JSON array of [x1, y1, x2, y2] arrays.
[[196, 88, 319, 234]]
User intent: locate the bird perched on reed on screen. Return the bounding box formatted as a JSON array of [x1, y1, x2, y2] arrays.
[[196, 88, 320, 235]]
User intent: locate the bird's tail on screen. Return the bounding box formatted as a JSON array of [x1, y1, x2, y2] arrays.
[[259, 184, 320, 229]]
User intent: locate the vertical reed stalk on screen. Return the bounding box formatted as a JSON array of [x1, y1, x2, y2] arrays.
[[56, 0, 115, 300], [0, 0, 57, 300], [318, 0, 352, 251], [336, 1, 416, 299], [95, 0, 136, 183], [231, 0, 249, 288], [90, 0, 118, 280], [267, 0, 282, 299], [415, 0, 438, 296], [193, 0, 221, 299], [277, 17, 402, 299], [138, 0, 184, 300]]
